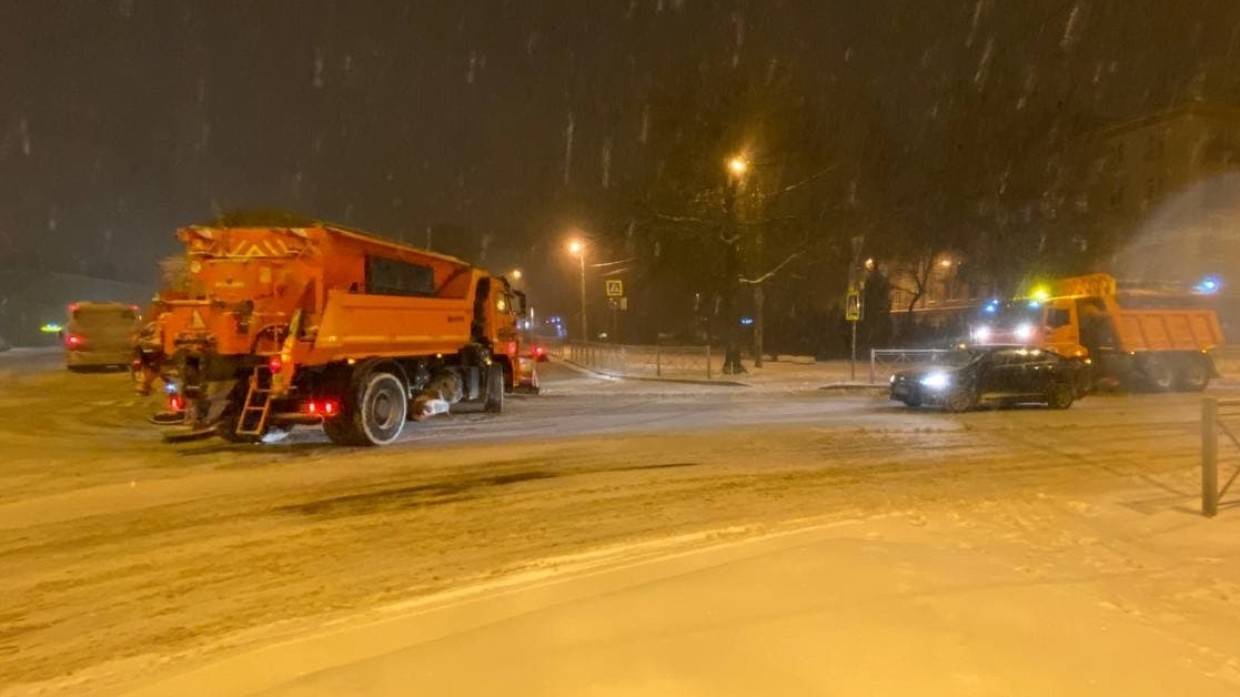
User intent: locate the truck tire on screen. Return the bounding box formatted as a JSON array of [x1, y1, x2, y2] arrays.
[[483, 363, 505, 413], [327, 368, 408, 446], [1175, 355, 1211, 392], [1139, 355, 1174, 392]]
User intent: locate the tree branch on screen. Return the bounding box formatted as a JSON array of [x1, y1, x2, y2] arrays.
[[739, 252, 801, 285], [651, 211, 709, 225], [771, 164, 838, 197]]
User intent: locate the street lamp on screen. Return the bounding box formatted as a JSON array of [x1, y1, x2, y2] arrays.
[[511, 269, 522, 281], [721, 154, 749, 375], [567, 238, 587, 341]]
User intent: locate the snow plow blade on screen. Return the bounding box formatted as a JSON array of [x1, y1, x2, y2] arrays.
[[149, 411, 187, 426], [161, 427, 218, 443]]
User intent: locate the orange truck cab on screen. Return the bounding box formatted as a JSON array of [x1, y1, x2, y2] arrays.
[[138, 224, 533, 445], [970, 273, 1224, 391]]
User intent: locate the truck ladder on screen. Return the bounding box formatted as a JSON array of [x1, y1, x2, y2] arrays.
[[235, 365, 274, 436]]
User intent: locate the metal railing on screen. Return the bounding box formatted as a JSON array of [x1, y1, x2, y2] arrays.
[[869, 348, 956, 384], [1201, 398, 1240, 517], [561, 341, 714, 380]]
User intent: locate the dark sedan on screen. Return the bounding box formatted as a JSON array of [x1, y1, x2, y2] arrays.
[[889, 346, 1083, 412]]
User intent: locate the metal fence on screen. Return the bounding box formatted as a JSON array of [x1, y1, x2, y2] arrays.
[[560, 341, 714, 380], [1201, 397, 1240, 517], [869, 348, 956, 384]]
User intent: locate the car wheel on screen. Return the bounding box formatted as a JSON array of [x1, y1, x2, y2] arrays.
[[1047, 383, 1074, 409], [902, 395, 922, 408], [943, 388, 974, 413]]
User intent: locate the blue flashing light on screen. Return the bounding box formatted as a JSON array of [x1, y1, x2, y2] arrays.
[[739, 316, 755, 326], [1027, 300, 1041, 309], [1195, 275, 1222, 294], [982, 300, 1000, 314]]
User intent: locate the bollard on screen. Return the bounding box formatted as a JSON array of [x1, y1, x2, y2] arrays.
[[869, 349, 877, 385], [706, 345, 713, 380], [656, 344, 662, 377], [1204, 398, 1219, 517]]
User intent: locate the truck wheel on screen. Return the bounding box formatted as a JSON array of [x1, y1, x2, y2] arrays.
[[1139, 355, 1174, 392], [1176, 356, 1211, 392], [484, 363, 505, 413], [328, 369, 408, 446], [1047, 383, 1074, 409]]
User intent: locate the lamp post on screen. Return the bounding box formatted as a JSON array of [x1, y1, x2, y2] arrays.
[[722, 155, 748, 375], [567, 238, 587, 341]]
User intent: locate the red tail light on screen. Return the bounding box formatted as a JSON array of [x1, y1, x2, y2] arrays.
[[305, 399, 339, 418], [268, 356, 283, 373], [534, 345, 545, 356], [65, 333, 83, 348], [169, 395, 185, 412]]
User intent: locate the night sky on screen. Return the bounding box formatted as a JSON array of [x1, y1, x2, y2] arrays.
[[3, 1, 1238, 306]]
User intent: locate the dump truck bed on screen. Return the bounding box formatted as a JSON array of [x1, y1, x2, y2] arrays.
[[1113, 308, 1224, 353], [306, 289, 474, 362]]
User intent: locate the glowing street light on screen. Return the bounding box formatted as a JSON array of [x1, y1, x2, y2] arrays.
[[511, 269, 523, 281], [567, 239, 584, 256], [727, 156, 748, 177]]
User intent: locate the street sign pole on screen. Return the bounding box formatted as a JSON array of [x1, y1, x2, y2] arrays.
[[850, 320, 858, 381], [845, 285, 862, 382], [846, 235, 866, 384]]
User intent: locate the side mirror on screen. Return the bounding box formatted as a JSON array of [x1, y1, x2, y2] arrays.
[[513, 290, 529, 316]]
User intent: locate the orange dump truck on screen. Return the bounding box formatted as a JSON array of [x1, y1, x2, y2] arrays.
[[971, 273, 1224, 391], [137, 224, 533, 445]]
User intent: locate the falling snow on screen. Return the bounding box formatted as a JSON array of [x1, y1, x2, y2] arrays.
[[1061, 3, 1082, 51], [601, 138, 612, 189], [563, 111, 575, 186]]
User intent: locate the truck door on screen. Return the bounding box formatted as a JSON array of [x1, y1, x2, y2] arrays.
[[1043, 301, 1081, 357]]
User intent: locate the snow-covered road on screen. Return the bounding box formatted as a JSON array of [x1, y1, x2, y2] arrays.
[[1, 360, 1239, 694]]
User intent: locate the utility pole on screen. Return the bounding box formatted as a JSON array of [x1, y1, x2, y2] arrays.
[[567, 238, 588, 342], [578, 248, 588, 341], [753, 224, 765, 368], [722, 156, 748, 375]]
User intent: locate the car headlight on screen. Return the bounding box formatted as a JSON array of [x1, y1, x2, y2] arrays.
[[889, 374, 897, 384], [971, 325, 992, 342], [919, 372, 951, 390], [1014, 322, 1034, 341]]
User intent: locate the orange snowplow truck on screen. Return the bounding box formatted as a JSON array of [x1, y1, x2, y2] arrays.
[[972, 273, 1224, 392], [137, 224, 532, 445]]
